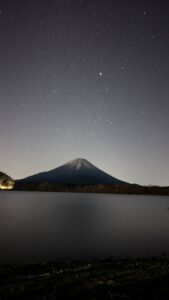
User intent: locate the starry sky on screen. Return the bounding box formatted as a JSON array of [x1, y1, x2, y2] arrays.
[[0, 0, 169, 185]]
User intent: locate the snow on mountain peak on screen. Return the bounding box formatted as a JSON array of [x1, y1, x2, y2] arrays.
[[66, 158, 94, 170]]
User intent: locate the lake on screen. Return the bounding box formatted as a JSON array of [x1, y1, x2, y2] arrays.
[[0, 191, 169, 264]]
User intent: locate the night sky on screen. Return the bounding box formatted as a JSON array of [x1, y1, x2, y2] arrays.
[[0, 0, 169, 185]]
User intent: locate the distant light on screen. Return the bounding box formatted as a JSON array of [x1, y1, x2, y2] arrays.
[[99, 72, 103, 77], [0, 184, 13, 190], [0, 181, 14, 190]]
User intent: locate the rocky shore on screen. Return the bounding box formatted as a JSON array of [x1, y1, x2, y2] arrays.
[[1, 257, 169, 299]]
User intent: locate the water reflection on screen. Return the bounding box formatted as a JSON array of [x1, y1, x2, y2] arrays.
[[0, 192, 169, 263]]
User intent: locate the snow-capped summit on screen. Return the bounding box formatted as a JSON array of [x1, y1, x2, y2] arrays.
[[18, 158, 127, 185], [65, 158, 95, 170]]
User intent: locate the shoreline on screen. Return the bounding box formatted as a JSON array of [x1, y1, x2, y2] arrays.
[[1, 257, 169, 299], [1, 189, 169, 196]]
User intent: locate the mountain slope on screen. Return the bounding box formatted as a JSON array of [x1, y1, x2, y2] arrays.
[[17, 158, 127, 185]]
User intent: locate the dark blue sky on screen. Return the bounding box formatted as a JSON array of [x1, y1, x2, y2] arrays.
[[0, 0, 169, 185]]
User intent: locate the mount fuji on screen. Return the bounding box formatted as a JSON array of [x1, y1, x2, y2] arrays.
[[17, 158, 127, 185]]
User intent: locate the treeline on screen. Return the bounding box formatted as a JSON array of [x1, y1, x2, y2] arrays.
[[0, 172, 14, 190], [14, 182, 169, 195]]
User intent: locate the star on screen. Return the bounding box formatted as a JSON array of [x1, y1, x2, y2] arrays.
[[99, 72, 103, 77]]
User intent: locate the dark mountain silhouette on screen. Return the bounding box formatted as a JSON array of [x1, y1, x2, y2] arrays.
[[17, 158, 127, 185]]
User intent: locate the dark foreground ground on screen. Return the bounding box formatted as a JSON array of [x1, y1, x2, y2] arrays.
[[1, 257, 169, 299]]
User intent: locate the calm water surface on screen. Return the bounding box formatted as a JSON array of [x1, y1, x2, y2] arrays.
[[0, 191, 169, 263]]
